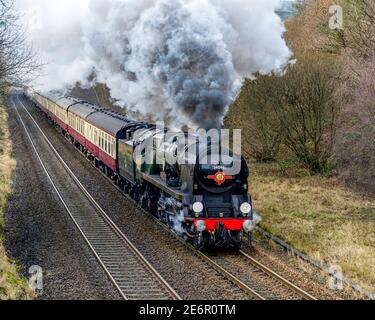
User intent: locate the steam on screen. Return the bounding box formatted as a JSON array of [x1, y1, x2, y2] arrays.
[[18, 0, 291, 129]]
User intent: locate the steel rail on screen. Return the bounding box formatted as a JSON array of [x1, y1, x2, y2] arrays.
[[239, 250, 317, 300]]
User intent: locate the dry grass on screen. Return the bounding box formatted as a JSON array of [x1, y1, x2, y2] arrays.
[[251, 161, 375, 292], [0, 99, 35, 300]]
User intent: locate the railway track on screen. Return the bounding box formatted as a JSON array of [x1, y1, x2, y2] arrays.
[[206, 250, 317, 300], [12, 94, 181, 301], [238, 250, 317, 300], [17, 93, 318, 300]]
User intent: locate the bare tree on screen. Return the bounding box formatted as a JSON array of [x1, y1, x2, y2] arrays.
[[272, 54, 340, 174], [317, 0, 375, 59], [341, 0, 375, 59], [335, 58, 375, 196], [0, 0, 40, 95]]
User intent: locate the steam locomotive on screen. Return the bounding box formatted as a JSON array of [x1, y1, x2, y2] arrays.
[[28, 91, 255, 249]]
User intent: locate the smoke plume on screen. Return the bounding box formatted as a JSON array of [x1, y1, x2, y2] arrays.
[[18, 0, 292, 129]]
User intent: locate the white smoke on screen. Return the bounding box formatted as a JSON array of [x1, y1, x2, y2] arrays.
[[17, 0, 291, 129]]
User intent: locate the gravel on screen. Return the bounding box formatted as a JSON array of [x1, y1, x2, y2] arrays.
[[241, 236, 360, 300]]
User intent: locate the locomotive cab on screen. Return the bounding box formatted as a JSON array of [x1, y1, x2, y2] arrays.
[[189, 151, 254, 249]]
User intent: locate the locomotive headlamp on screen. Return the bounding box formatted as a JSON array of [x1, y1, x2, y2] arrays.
[[193, 202, 204, 213], [240, 202, 252, 216], [196, 220, 207, 232], [243, 220, 255, 233]]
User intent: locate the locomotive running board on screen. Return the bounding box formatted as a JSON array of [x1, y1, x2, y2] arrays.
[[141, 174, 184, 201]]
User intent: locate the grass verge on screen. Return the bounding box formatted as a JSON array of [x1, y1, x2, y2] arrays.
[[0, 98, 34, 300], [251, 161, 375, 292]]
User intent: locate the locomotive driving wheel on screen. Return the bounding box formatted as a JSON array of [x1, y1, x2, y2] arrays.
[[139, 185, 158, 215]]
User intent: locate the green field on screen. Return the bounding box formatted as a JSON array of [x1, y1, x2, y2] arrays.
[[251, 161, 375, 292]]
